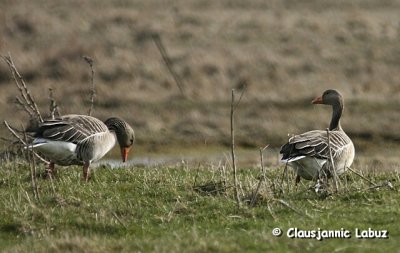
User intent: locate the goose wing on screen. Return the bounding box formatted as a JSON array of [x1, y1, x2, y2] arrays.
[[280, 130, 348, 161], [34, 114, 108, 144]]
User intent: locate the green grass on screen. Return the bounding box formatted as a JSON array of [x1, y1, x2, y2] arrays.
[[0, 160, 399, 253]]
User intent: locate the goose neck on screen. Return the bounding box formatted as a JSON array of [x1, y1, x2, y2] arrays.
[[329, 101, 343, 131]]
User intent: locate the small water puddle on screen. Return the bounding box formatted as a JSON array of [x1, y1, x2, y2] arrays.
[[93, 148, 281, 168]]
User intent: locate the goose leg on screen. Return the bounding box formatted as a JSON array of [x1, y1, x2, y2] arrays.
[[295, 175, 301, 185], [45, 162, 56, 179], [82, 162, 91, 182]]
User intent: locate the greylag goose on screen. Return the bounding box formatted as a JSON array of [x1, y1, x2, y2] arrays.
[[280, 89, 355, 184], [28, 114, 135, 181]]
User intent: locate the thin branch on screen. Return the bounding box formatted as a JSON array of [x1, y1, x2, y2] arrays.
[[326, 128, 339, 192], [277, 199, 312, 219], [4, 120, 24, 135], [281, 161, 291, 194], [231, 89, 241, 208], [23, 129, 40, 202], [233, 83, 248, 111], [48, 88, 60, 119], [4, 121, 27, 145], [250, 145, 269, 207], [152, 34, 185, 98], [5, 57, 34, 112], [347, 167, 377, 187], [112, 212, 128, 229], [83, 56, 95, 116], [266, 203, 278, 220], [366, 181, 394, 191], [15, 97, 35, 118], [3, 121, 48, 163], [3, 53, 43, 122]]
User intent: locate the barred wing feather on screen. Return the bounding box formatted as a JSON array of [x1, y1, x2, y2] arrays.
[[281, 130, 351, 162], [35, 115, 108, 144]]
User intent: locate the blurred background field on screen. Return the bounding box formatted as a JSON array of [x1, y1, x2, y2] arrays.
[[2, 0, 400, 166]]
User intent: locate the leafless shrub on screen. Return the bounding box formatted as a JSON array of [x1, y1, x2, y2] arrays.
[[2, 53, 43, 122]]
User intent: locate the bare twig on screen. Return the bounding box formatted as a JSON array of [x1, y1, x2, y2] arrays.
[[250, 145, 269, 207], [112, 211, 128, 229], [3, 121, 48, 163], [49, 171, 57, 196], [326, 128, 339, 192], [233, 83, 248, 111], [230, 89, 243, 208], [3, 53, 43, 122], [23, 130, 40, 202], [367, 181, 394, 191], [15, 97, 35, 118], [152, 34, 185, 98], [277, 199, 312, 219], [347, 167, 377, 187], [83, 56, 95, 116], [3, 121, 25, 143], [48, 88, 60, 119], [267, 203, 278, 220], [281, 161, 291, 194]]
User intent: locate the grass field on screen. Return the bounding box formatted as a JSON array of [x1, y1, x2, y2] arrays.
[[0, 159, 399, 253]]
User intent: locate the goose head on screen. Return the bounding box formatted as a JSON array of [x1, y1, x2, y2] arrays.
[[104, 117, 135, 162], [311, 89, 343, 106], [311, 89, 344, 130]]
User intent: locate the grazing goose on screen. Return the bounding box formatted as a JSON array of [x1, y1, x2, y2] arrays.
[[28, 114, 135, 181], [280, 89, 355, 184]]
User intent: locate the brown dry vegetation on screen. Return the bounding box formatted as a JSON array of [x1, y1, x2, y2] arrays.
[[1, 0, 400, 161]]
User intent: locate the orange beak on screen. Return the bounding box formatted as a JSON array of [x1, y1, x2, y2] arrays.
[[120, 146, 131, 162], [312, 96, 323, 104]]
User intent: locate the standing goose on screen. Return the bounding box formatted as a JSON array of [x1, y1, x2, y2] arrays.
[[28, 114, 135, 181], [280, 89, 355, 184]]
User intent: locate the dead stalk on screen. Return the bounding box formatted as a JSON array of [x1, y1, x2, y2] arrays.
[[152, 34, 185, 98], [230, 87, 247, 208], [112, 212, 128, 229], [24, 130, 40, 202], [277, 199, 312, 219], [15, 97, 35, 118], [3, 121, 48, 163], [281, 161, 290, 194], [250, 145, 269, 207], [83, 56, 95, 116], [48, 88, 60, 119], [326, 128, 339, 192], [347, 167, 378, 187], [230, 90, 240, 208], [3, 53, 43, 122]]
